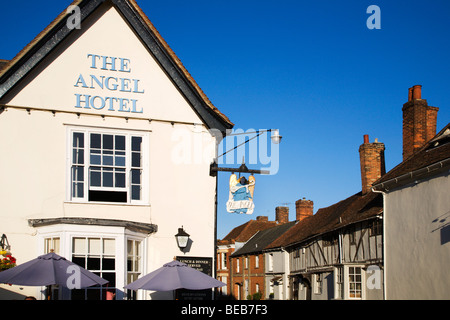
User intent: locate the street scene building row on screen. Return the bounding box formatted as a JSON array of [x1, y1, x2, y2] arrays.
[[217, 87, 449, 300]]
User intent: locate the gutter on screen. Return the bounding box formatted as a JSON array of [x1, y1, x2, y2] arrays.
[[372, 158, 450, 192]]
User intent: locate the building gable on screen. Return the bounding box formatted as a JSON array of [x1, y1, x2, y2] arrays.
[[0, 0, 233, 131]]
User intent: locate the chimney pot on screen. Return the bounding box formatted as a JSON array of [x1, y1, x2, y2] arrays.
[[363, 134, 369, 144], [408, 87, 413, 101], [412, 85, 422, 100]]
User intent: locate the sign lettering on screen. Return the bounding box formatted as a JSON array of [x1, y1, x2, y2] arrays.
[[74, 54, 145, 113]]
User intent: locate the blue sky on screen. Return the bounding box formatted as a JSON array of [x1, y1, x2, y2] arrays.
[[2, 1, 449, 238]]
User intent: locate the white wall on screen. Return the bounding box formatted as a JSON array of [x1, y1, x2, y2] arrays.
[[384, 172, 450, 299], [0, 3, 219, 299]]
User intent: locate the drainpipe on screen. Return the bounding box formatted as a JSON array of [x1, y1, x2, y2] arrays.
[[281, 247, 289, 300], [371, 187, 387, 300], [338, 218, 343, 265]]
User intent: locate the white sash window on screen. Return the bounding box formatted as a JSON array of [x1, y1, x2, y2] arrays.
[[68, 127, 148, 204]]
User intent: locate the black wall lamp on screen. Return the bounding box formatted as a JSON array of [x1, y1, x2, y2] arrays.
[[0, 234, 10, 250], [175, 227, 190, 251]]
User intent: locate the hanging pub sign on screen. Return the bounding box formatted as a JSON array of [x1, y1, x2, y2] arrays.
[[226, 174, 255, 214]]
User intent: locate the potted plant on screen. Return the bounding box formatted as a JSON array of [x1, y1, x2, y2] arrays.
[[0, 250, 16, 271]]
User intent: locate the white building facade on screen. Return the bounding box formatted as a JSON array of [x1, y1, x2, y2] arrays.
[[0, 0, 233, 300]]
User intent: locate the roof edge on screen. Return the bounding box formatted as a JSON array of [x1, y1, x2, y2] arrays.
[[0, 0, 233, 130]]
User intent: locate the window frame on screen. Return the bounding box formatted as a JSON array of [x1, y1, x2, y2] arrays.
[[335, 266, 344, 299], [71, 236, 117, 300], [369, 219, 383, 237], [348, 266, 363, 299], [66, 126, 149, 205], [221, 252, 227, 270], [126, 238, 143, 300]]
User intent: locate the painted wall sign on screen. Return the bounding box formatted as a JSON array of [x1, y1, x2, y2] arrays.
[[74, 54, 145, 113], [226, 174, 255, 214]]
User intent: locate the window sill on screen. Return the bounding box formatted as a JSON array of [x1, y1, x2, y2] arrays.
[[64, 201, 151, 207]]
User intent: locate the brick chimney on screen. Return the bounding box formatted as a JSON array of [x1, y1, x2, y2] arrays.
[[275, 206, 289, 224], [295, 198, 313, 222], [402, 85, 439, 160], [359, 134, 385, 194], [256, 216, 268, 222]]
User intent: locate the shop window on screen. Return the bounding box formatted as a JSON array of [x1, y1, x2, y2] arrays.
[[69, 128, 146, 204]]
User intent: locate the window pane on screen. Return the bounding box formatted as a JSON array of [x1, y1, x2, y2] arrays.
[[134, 241, 140, 256], [103, 134, 113, 150], [90, 168, 101, 187], [73, 238, 86, 254], [87, 257, 100, 270], [131, 169, 141, 184], [73, 166, 84, 181], [103, 239, 115, 255], [73, 132, 84, 148], [115, 172, 126, 188], [73, 149, 84, 164], [72, 256, 86, 268], [103, 154, 114, 166], [89, 238, 101, 255], [115, 155, 126, 167], [103, 272, 116, 287], [115, 135, 125, 150], [90, 134, 101, 149], [132, 137, 142, 151], [103, 170, 113, 187], [73, 182, 84, 198], [102, 257, 115, 270], [127, 258, 132, 272], [127, 240, 133, 255], [90, 150, 101, 165], [131, 185, 141, 200], [132, 152, 141, 167]]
